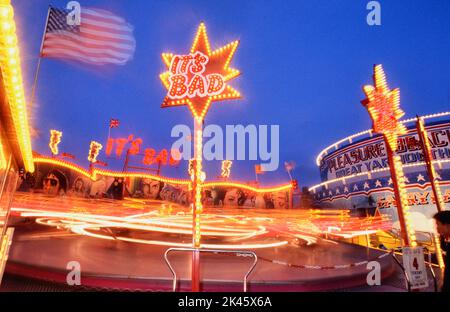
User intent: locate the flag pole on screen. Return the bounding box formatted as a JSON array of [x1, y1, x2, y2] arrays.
[[107, 122, 111, 142], [286, 168, 293, 181], [30, 6, 51, 115]]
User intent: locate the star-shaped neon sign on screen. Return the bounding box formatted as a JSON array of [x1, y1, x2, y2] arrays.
[[160, 23, 241, 122], [362, 65, 406, 150]]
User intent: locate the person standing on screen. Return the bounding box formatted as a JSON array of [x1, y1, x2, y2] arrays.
[[433, 211, 450, 292]]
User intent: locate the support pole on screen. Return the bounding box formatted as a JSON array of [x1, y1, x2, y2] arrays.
[[287, 168, 293, 181], [191, 118, 203, 291], [107, 125, 111, 146], [30, 6, 51, 115], [416, 117, 445, 212], [415, 116, 446, 270], [122, 149, 130, 172], [385, 135, 416, 247]]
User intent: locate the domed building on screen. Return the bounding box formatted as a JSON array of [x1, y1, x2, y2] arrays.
[[310, 112, 450, 234]]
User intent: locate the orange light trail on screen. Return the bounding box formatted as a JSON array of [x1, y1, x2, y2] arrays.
[[11, 193, 392, 250]]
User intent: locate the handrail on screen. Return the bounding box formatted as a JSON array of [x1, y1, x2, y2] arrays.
[[391, 251, 411, 292], [164, 247, 258, 292], [426, 251, 438, 292]]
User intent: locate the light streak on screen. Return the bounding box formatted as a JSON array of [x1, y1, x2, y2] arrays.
[[11, 194, 393, 250]]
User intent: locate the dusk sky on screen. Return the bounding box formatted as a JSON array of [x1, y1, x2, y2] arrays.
[[13, 0, 450, 187]]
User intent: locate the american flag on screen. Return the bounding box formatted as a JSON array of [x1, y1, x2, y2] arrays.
[[109, 118, 120, 128], [41, 6, 136, 65]]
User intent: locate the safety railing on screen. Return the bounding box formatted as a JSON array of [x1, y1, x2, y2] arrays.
[[164, 247, 258, 292], [390, 251, 412, 292], [426, 250, 438, 292]]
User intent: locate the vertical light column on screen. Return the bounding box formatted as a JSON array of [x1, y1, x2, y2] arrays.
[[386, 141, 417, 247], [193, 118, 203, 248], [361, 64, 417, 247], [416, 117, 445, 269], [0, 0, 34, 172]]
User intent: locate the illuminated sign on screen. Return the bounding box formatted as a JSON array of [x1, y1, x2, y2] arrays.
[[362, 64, 406, 150], [160, 23, 241, 121], [188, 159, 195, 179], [105, 135, 179, 167], [168, 52, 225, 99], [106, 135, 142, 157], [48, 129, 62, 156], [221, 160, 232, 178], [87, 141, 102, 163], [0, 1, 34, 172], [362, 64, 417, 247], [320, 122, 450, 180]]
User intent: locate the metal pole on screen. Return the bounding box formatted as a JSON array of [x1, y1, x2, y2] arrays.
[[30, 6, 51, 115], [122, 149, 130, 172], [385, 136, 410, 246], [157, 159, 162, 176], [415, 117, 444, 212], [191, 118, 203, 292], [415, 116, 446, 270], [287, 168, 293, 181], [107, 125, 111, 146]]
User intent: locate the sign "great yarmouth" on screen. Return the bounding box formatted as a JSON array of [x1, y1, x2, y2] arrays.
[[320, 122, 450, 181]]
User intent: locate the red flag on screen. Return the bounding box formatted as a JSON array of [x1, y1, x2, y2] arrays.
[[61, 152, 76, 159], [255, 164, 265, 175], [96, 160, 108, 167], [109, 118, 120, 128]]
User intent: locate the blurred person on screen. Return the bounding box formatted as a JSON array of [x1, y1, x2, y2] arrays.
[[211, 187, 226, 206], [254, 194, 267, 209], [203, 189, 214, 206], [107, 177, 124, 200], [160, 184, 180, 202], [42, 170, 67, 196], [264, 193, 275, 209], [177, 189, 190, 206], [69, 177, 86, 197], [433, 211, 450, 292], [142, 179, 164, 200], [90, 176, 107, 198], [224, 188, 246, 207], [272, 191, 288, 209]]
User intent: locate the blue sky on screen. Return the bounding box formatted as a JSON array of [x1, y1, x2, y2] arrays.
[[13, 0, 450, 187]]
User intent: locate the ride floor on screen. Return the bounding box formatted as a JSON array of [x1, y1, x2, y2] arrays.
[[4, 193, 395, 291]]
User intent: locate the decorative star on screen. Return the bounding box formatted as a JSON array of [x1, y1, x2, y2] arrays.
[[353, 184, 359, 191], [435, 172, 442, 180], [344, 186, 349, 193], [335, 188, 340, 195], [160, 23, 241, 122], [364, 182, 370, 189], [388, 177, 393, 185], [404, 176, 410, 183], [375, 180, 382, 187], [417, 174, 425, 182], [328, 190, 333, 196], [361, 65, 407, 150]]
